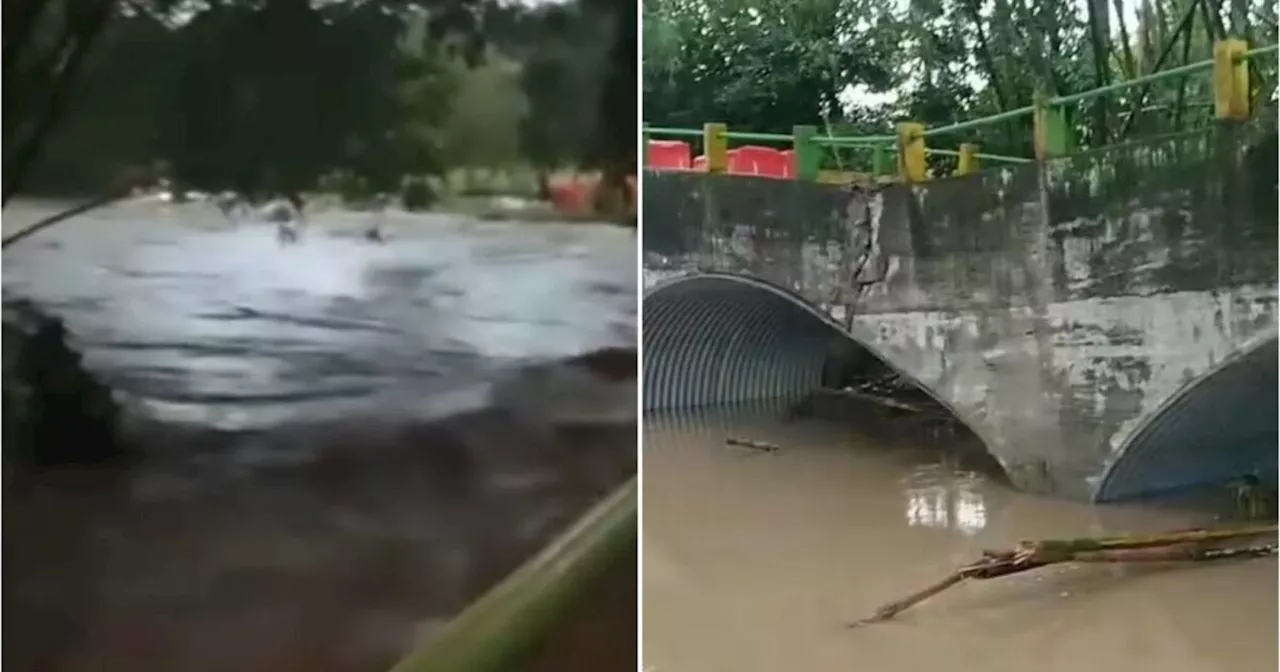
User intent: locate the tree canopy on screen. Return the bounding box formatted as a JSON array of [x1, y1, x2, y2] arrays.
[[643, 0, 1277, 167], [4, 0, 638, 200]]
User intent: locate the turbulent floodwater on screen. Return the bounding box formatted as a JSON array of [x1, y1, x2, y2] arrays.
[[4, 199, 635, 418], [643, 407, 1277, 672], [3, 199, 637, 672]]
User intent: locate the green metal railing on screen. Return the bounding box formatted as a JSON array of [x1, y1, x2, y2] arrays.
[[644, 39, 1277, 183]]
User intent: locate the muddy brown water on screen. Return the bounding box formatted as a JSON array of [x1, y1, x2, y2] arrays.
[[3, 199, 637, 672], [643, 407, 1277, 672]]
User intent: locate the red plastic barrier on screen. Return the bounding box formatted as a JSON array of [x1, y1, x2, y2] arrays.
[[726, 145, 790, 178], [658, 146, 795, 179], [778, 150, 797, 179], [549, 181, 592, 215], [646, 140, 693, 170], [548, 175, 638, 217]]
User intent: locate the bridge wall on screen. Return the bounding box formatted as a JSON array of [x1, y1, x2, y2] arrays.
[[643, 118, 1279, 500]]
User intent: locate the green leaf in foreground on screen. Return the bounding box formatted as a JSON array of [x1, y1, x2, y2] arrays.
[[388, 475, 638, 672]]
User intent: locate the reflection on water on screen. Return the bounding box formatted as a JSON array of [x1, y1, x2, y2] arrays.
[[901, 469, 988, 535], [643, 407, 1277, 672], [3, 200, 636, 424]]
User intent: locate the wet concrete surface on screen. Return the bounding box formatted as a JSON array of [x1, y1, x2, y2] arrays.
[[642, 119, 1278, 500], [2, 199, 637, 672], [642, 406, 1278, 672]]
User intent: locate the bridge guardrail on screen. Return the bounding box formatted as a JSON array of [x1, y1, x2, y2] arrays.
[[643, 39, 1276, 184]]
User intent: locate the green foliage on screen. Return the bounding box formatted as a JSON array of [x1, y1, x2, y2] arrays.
[[441, 53, 527, 169], [644, 0, 899, 133], [643, 0, 1278, 162], [511, 5, 616, 170], [6, 0, 637, 199], [16, 11, 174, 194]]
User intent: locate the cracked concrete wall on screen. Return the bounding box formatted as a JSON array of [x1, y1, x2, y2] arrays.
[[643, 117, 1278, 500]]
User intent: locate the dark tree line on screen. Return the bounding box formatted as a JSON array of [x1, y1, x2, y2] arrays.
[[3, 0, 638, 201], [643, 0, 1275, 170]]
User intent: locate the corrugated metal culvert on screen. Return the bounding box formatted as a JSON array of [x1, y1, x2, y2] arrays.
[[642, 273, 845, 412], [644, 275, 1279, 505], [1094, 333, 1279, 502]]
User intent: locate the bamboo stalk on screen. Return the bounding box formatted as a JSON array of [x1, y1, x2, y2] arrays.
[[387, 476, 637, 672], [850, 525, 1278, 627], [1071, 543, 1276, 563], [1040, 524, 1276, 553]]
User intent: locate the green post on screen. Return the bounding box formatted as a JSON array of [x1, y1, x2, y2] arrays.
[[792, 124, 820, 182], [642, 124, 650, 167], [871, 144, 890, 180], [1033, 91, 1073, 159]]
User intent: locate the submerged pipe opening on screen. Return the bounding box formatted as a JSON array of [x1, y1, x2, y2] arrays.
[[1094, 334, 1278, 508], [796, 333, 1009, 481], [644, 273, 1008, 481]]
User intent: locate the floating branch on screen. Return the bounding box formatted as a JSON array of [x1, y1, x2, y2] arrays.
[[848, 525, 1278, 628], [814, 386, 925, 414], [726, 437, 782, 453]]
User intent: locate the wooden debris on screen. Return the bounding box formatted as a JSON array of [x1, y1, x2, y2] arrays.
[[726, 437, 782, 453], [848, 525, 1278, 628], [814, 386, 924, 414]]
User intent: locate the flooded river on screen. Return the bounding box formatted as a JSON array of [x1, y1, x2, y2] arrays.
[[643, 407, 1277, 672], [3, 199, 637, 672], [4, 199, 635, 417]]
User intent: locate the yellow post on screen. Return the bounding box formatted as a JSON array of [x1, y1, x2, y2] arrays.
[[896, 122, 926, 182], [1213, 39, 1250, 121], [956, 143, 980, 176], [703, 122, 728, 173]]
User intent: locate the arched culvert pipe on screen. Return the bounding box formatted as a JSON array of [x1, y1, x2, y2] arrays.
[[644, 276, 829, 410], [643, 273, 1007, 476], [1093, 333, 1279, 503]]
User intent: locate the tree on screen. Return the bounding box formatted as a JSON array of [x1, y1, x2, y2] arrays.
[[643, 0, 899, 133], [505, 4, 614, 172], [4, 0, 639, 201], [441, 53, 528, 170], [642, 0, 1276, 167]]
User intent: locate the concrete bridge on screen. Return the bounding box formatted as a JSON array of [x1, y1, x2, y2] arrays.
[[642, 117, 1278, 502]]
